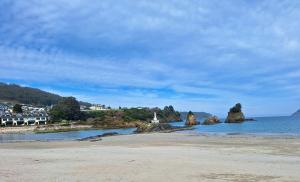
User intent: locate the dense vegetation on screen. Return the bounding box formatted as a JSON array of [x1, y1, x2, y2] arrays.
[[0, 83, 61, 106], [49, 95, 181, 128], [50, 97, 83, 121], [13, 104, 23, 113], [76, 105, 181, 128], [84, 106, 180, 123], [0, 82, 91, 106]]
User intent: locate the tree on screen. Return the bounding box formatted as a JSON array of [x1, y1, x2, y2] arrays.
[[50, 97, 82, 121], [163, 105, 175, 117], [13, 104, 23, 113]]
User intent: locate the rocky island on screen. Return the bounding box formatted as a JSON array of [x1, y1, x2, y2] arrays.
[[185, 111, 200, 126], [202, 116, 221, 125], [180, 111, 211, 121], [225, 103, 245, 123]]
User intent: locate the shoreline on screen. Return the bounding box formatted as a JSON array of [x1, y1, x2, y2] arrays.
[[0, 126, 37, 134], [0, 124, 94, 134], [2, 126, 300, 144], [177, 130, 300, 138], [1, 133, 300, 181], [1, 130, 300, 144]]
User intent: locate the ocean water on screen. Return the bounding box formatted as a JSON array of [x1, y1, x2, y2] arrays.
[[172, 116, 300, 135], [0, 128, 136, 143], [1, 116, 299, 143]]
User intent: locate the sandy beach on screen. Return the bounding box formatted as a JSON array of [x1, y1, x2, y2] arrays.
[[1, 133, 300, 182]]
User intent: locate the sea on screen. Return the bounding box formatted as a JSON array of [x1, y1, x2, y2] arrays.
[[172, 116, 300, 136], [0, 116, 299, 143]]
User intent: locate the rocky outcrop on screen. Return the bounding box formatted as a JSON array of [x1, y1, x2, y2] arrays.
[[202, 116, 221, 125], [226, 112, 245, 123], [180, 112, 212, 121], [225, 103, 245, 123], [135, 123, 172, 133], [77, 132, 119, 142], [135, 123, 190, 133], [185, 111, 200, 126]]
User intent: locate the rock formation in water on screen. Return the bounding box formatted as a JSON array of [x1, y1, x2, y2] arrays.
[[225, 103, 245, 123], [135, 123, 172, 133], [180, 112, 212, 121], [202, 116, 221, 125], [135, 123, 189, 133], [185, 111, 200, 126]]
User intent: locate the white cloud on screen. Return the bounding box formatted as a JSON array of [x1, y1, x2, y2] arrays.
[[1, 0, 300, 116]]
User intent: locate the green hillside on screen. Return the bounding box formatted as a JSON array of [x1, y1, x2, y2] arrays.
[[0, 82, 91, 107]]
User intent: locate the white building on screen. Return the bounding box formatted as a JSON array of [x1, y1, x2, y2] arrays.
[[1, 115, 13, 126], [0, 103, 49, 126], [151, 112, 160, 124], [1, 113, 48, 126], [90, 104, 106, 111]]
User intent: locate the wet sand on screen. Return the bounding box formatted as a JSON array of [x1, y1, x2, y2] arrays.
[[0, 133, 300, 182], [0, 125, 92, 134], [0, 126, 36, 133]]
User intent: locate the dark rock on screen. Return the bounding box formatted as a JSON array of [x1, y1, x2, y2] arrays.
[[225, 103, 245, 123], [135, 123, 191, 133], [202, 116, 221, 125], [135, 123, 172, 133], [185, 111, 200, 126], [244, 118, 256, 121], [78, 132, 119, 141]]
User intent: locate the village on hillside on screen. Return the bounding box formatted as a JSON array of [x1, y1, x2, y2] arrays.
[[0, 102, 108, 127]]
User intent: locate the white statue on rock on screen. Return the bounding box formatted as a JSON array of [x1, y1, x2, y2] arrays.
[[151, 112, 160, 124]]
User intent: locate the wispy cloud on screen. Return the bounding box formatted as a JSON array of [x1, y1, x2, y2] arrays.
[[1, 0, 300, 116]]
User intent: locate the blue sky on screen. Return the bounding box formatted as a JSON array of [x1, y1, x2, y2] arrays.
[[1, 0, 300, 117]]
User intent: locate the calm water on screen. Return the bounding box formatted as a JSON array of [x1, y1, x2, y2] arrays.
[[0, 128, 136, 143], [172, 116, 300, 135], [0, 116, 299, 143]]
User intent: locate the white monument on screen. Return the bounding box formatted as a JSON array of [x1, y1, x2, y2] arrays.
[[151, 112, 160, 124]]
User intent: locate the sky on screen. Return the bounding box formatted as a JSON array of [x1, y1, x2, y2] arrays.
[[1, 0, 300, 117]]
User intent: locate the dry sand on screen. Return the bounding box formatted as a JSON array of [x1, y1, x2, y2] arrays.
[[0, 133, 300, 182]]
